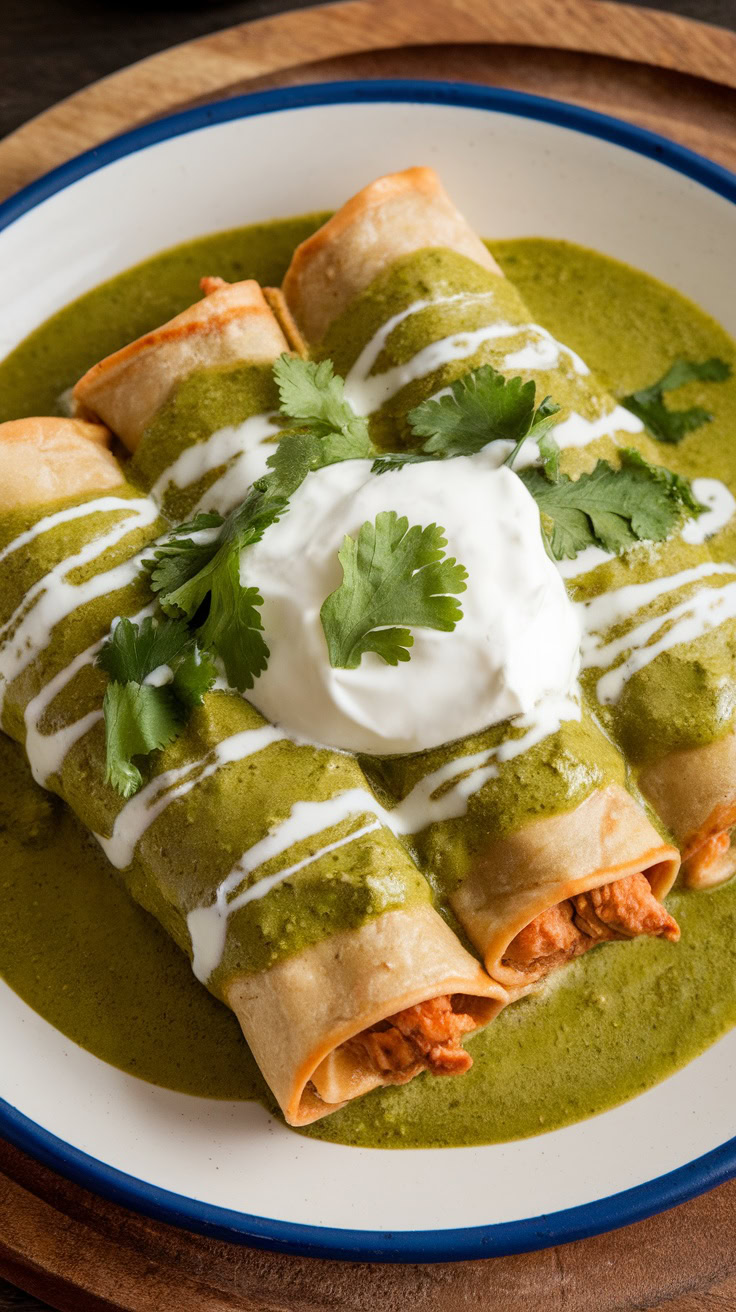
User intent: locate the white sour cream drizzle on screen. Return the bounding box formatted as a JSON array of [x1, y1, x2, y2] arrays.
[[97, 724, 286, 870], [682, 478, 736, 544], [143, 664, 174, 687], [502, 328, 589, 377], [580, 561, 736, 703], [23, 639, 103, 785], [556, 545, 618, 581], [549, 405, 644, 450], [0, 495, 141, 571], [187, 688, 581, 981], [149, 413, 280, 514], [582, 561, 735, 636], [14, 297, 729, 989], [21, 602, 157, 788], [594, 583, 736, 704], [0, 497, 158, 720], [342, 294, 589, 416]]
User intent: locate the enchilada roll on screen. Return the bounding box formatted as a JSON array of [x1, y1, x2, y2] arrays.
[[281, 166, 501, 344], [0, 417, 122, 509], [276, 169, 681, 981], [0, 416, 504, 1126], [282, 167, 736, 894], [73, 279, 292, 522], [572, 541, 736, 891]]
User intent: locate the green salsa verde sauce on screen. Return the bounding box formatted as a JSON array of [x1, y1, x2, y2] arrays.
[[0, 225, 735, 1147]]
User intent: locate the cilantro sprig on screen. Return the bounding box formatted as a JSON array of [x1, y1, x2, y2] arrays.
[[519, 448, 704, 561], [372, 364, 559, 473], [367, 360, 701, 560], [320, 512, 467, 668], [272, 355, 374, 461], [621, 357, 731, 444], [412, 366, 560, 464], [97, 617, 216, 797], [146, 492, 284, 693], [145, 355, 376, 693]]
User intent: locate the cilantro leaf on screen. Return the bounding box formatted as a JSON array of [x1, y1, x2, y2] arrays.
[[621, 357, 731, 444], [520, 450, 701, 561], [102, 682, 183, 799], [529, 395, 562, 441], [371, 451, 441, 475], [320, 427, 375, 463], [536, 429, 561, 482], [320, 512, 467, 669], [620, 447, 705, 517], [264, 431, 325, 498], [149, 487, 282, 692], [140, 358, 380, 693], [170, 643, 219, 708], [273, 354, 373, 452], [143, 357, 378, 695], [264, 424, 374, 500], [193, 555, 269, 694], [97, 615, 192, 683], [158, 488, 284, 619], [504, 394, 561, 470], [371, 367, 562, 475], [409, 365, 537, 457], [144, 512, 223, 603], [97, 617, 216, 797]]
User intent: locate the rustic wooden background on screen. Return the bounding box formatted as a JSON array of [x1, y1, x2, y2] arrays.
[[1, 0, 736, 1307], [1, 0, 734, 142]]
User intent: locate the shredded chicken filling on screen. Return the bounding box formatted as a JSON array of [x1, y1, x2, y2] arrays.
[[683, 800, 736, 885], [502, 872, 679, 982], [335, 877, 678, 1082], [346, 994, 479, 1083]]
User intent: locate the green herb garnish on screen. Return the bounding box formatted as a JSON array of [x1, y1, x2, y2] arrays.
[[97, 616, 216, 798], [272, 354, 374, 461], [372, 364, 560, 472], [520, 448, 703, 561], [145, 512, 224, 601], [536, 428, 561, 482], [147, 490, 284, 693], [145, 355, 376, 692], [320, 512, 467, 669], [621, 357, 731, 444]]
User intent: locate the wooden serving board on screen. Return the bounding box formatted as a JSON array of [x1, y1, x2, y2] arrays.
[[2, 1, 736, 1307], [1, 0, 736, 197]]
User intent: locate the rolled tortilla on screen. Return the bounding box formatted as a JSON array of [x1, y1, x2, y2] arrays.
[[282, 166, 735, 892], [0, 416, 122, 509], [282, 166, 500, 343], [230, 905, 500, 1124], [73, 278, 290, 453], [281, 169, 682, 978], [452, 784, 678, 990], [640, 736, 736, 889], [0, 417, 504, 1125]]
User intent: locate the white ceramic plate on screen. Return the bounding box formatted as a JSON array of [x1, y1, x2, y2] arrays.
[[1, 82, 735, 1261]]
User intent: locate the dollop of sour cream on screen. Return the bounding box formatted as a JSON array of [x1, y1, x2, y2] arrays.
[[242, 453, 581, 755]]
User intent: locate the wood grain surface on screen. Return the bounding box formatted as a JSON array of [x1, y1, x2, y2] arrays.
[[3, 1133, 736, 1312], [2, 1, 736, 1308], [1, 0, 736, 200]]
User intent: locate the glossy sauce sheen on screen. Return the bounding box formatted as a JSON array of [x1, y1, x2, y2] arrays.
[[1, 225, 735, 1148]]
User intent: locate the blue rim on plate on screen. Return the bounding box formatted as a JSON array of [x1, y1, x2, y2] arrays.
[[1, 79, 735, 1262]]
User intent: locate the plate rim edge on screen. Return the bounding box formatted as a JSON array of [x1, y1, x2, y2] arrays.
[[0, 76, 735, 1262]]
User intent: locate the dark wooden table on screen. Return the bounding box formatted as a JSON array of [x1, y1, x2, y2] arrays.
[[1, 0, 735, 1306]]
